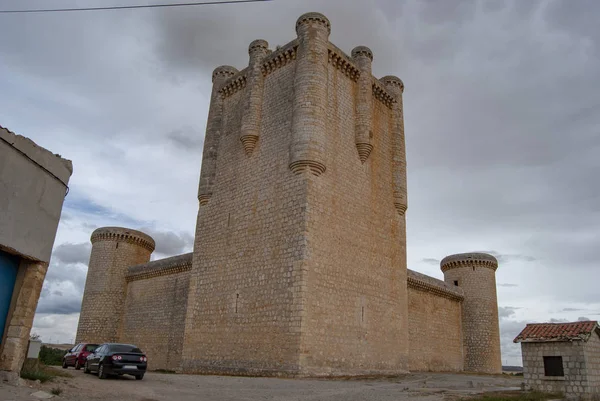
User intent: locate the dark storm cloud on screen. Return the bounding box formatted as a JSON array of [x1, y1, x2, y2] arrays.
[[142, 228, 194, 257], [52, 243, 91, 266], [499, 306, 521, 319], [167, 128, 205, 151]]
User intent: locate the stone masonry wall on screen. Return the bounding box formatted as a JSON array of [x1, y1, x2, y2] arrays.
[[522, 341, 588, 399], [442, 256, 502, 374], [121, 254, 192, 371], [76, 228, 154, 344], [583, 332, 600, 398], [298, 60, 409, 375], [407, 270, 463, 372], [182, 59, 308, 375]]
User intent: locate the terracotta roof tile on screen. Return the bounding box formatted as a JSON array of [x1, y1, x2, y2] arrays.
[[513, 321, 598, 343]]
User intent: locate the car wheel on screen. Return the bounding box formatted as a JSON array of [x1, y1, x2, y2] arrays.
[[75, 359, 81, 370], [84, 361, 90, 374], [62, 359, 68, 369], [98, 363, 107, 379], [135, 374, 144, 380]]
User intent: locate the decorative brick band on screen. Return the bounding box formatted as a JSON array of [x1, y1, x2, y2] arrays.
[[90, 227, 155, 252], [328, 46, 360, 82], [407, 269, 464, 301], [356, 143, 373, 163], [219, 71, 248, 98], [126, 252, 193, 282], [289, 160, 326, 176], [261, 41, 297, 76], [440, 252, 499, 272], [372, 79, 396, 109], [198, 194, 211, 205]]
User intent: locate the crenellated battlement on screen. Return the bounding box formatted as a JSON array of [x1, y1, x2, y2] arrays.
[[260, 40, 297, 76], [219, 70, 248, 98], [90, 227, 155, 253], [327, 44, 360, 82], [441, 252, 499, 272]]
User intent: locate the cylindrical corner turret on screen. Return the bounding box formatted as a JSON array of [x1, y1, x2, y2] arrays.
[[212, 65, 238, 84], [289, 12, 331, 176], [352, 46, 374, 163], [198, 65, 239, 205], [75, 227, 154, 344], [441, 252, 502, 374], [381, 75, 407, 216], [240, 40, 270, 156]]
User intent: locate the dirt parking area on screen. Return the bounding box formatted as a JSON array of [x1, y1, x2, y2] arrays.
[[1, 367, 524, 401]]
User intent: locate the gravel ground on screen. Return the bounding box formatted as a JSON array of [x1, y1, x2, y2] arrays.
[[0, 367, 524, 401]]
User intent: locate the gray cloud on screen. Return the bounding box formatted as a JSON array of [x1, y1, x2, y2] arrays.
[[52, 242, 91, 266], [562, 308, 585, 312], [578, 317, 592, 322], [142, 228, 194, 257], [421, 258, 440, 266], [484, 251, 536, 264], [499, 283, 518, 288], [167, 128, 205, 151], [499, 306, 521, 319]]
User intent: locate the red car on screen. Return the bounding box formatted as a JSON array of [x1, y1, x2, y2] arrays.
[[62, 343, 98, 370]]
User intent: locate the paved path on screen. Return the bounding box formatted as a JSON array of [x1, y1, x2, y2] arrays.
[[0, 368, 524, 401]]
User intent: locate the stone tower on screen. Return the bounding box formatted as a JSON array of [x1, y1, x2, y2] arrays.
[[182, 12, 409, 376], [76, 227, 155, 344], [441, 252, 502, 374]]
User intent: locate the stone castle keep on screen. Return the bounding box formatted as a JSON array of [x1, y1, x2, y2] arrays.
[[76, 12, 502, 376]]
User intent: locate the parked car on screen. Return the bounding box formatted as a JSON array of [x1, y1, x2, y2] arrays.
[[84, 343, 147, 380], [62, 343, 98, 370]]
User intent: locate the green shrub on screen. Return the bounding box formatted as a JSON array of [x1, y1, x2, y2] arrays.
[[38, 346, 66, 366]]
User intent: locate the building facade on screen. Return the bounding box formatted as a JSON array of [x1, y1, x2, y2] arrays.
[[76, 12, 502, 377], [515, 321, 600, 400], [0, 126, 72, 382]]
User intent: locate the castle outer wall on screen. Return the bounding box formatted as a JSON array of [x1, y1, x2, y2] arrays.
[[121, 254, 192, 371], [407, 270, 463, 372]]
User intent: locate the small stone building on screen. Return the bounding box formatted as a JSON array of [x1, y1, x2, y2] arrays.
[[0, 126, 72, 382], [515, 320, 600, 400]]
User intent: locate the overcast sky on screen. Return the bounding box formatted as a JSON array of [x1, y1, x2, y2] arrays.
[[1, 0, 598, 366]]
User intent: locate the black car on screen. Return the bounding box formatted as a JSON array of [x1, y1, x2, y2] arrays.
[[84, 343, 147, 380]]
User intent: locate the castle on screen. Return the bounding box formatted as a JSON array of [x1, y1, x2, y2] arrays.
[[75, 12, 502, 377]]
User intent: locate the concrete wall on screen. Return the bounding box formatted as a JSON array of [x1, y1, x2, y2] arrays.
[[407, 270, 463, 372], [522, 341, 590, 399], [0, 126, 72, 263], [121, 254, 192, 371], [0, 126, 71, 380]]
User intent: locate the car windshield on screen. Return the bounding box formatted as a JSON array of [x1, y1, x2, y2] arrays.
[[84, 344, 98, 352], [108, 345, 142, 353]]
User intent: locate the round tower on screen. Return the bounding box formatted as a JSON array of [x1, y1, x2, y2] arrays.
[[76, 227, 155, 344], [441, 252, 501, 374]]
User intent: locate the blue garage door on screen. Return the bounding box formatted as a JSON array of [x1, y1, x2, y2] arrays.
[[0, 251, 19, 345]]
